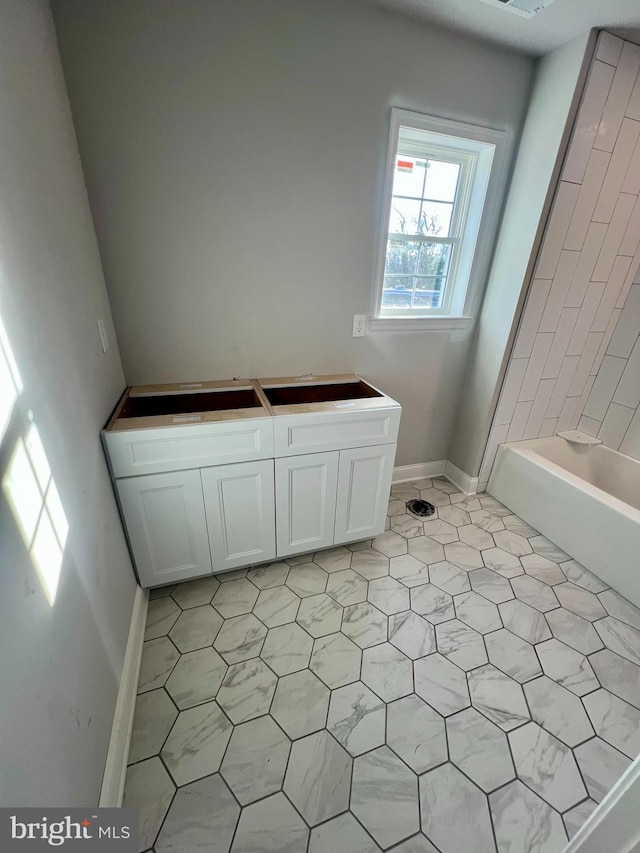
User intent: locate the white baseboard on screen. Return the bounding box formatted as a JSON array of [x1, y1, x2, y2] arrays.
[[444, 460, 480, 496], [99, 584, 148, 807], [392, 460, 446, 483]]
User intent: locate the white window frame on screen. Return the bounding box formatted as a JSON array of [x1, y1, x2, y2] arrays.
[[370, 109, 509, 331]]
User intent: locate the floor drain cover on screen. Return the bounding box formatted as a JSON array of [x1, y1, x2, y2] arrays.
[[406, 499, 435, 519]]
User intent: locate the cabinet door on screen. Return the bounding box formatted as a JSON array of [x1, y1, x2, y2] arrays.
[[275, 452, 339, 556], [202, 460, 276, 572], [116, 470, 212, 588], [334, 444, 396, 545]]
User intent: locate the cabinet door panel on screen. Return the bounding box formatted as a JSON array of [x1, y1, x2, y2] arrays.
[[117, 470, 212, 587], [275, 452, 338, 556], [202, 460, 276, 572], [334, 444, 396, 544]]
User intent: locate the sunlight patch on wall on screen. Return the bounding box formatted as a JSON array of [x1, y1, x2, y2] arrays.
[[0, 315, 23, 442]]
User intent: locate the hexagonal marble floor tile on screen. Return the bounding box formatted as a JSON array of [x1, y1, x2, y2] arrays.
[[499, 599, 551, 644], [342, 601, 387, 648], [371, 530, 408, 558], [145, 597, 181, 640], [481, 547, 522, 578], [230, 792, 309, 853], [447, 707, 515, 792], [597, 589, 640, 629], [420, 763, 495, 853], [574, 737, 632, 802], [545, 607, 603, 655], [368, 576, 410, 614], [511, 574, 559, 612], [138, 637, 180, 696], [554, 582, 607, 621], [270, 668, 329, 739], [469, 568, 513, 604], [389, 554, 430, 588], [169, 604, 223, 653], [493, 529, 532, 557], [246, 561, 290, 589], [414, 653, 470, 716], [536, 638, 599, 696], [310, 632, 362, 688], [469, 509, 505, 533], [326, 569, 368, 606], [123, 756, 175, 853], [502, 514, 537, 537], [155, 773, 239, 853], [438, 505, 470, 527], [216, 658, 277, 724], [387, 694, 447, 773], [260, 622, 313, 675], [170, 575, 220, 609], [595, 617, 640, 666], [313, 546, 352, 573], [589, 648, 640, 708], [161, 700, 233, 787], [436, 619, 487, 670], [128, 688, 178, 764], [391, 513, 425, 538], [419, 487, 451, 507], [563, 799, 599, 840], [485, 628, 542, 683], [283, 730, 352, 826], [286, 562, 328, 597], [560, 559, 608, 592], [361, 642, 413, 702], [453, 590, 501, 634], [529, 535, 569, 563], [521, 553, 567, 586], [212, 579, 259, 619], [583, 688, 640, 759], [389, 610, 436, 659], [296, 593, 343, 638], [308, 813, 381, 853], [252, 585, 300, 627], [467, 664, 529, 732], [429, 561, 471, 595], [327, 680, 386, 755], [457, 523, 493, 551], [407, 536, 445, 566], [410, 583, 454, 624], [350, 548, 390, 580], [523, 675, 594, 747], [213, 612, 267, 663], [509, 722, 587, 811], [351, 746, 420, 849], [221, 715, 291, 805], [165, 647, 228, 709], [489, 780, 567, 853], [423, 519, 459, 545]]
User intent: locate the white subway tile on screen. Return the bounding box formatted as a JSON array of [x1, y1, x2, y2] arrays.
[[619, 195, 640, 256], [577, 415, 602, 436], [535, 182, 581, 280], [524, 379, 556, 439], [612, 337, 640, 408], [507, 401, 533, 442], [566, 281, 607, 356], [518, 333, 554, 401], [479, 423, 509, 485], [592, 255, 634, 331], [568, 333, 604, 396], [539, 251, 581, 331], [573, 375, 597, 429], [626, 68, 640, 120], [494, 358, 528, 425], [594, 308, 622, 373], [598, 402, 635, 449], [592, 193, 637, 281], [616, 249, 640, 307], [582, 354, 627, 419], [595, 42, 640, 153], [593, 118, 640, 222], [542, 307, 580, 378], [608, 284, 640, 357], [597, 32, 624, 67], [621, 134, 640, 194], [545, 355, 580, 419], [539, 418, 559, 438], [564, 149, 611, 249], [620, 407, 640, 460], [557, 396, 581, 432], [565, 223, 607, 306], [512, 278, 553, 358], [564, 61, 615, 183]]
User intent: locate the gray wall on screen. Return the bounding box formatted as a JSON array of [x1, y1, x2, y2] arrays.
[[51, 0, 534, 466], [449, 31, 593, 481], [0, 0, 136, 805]]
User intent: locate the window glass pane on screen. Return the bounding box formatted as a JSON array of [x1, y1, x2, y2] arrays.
[[388, 198, 421, 234], [384, 239, 420, 276], [414, 276, 447, 309], [391, 157, 427, 199], [417, 243, 452, 277], [418, 201, 453, 236], [424, 160, 460, 202]]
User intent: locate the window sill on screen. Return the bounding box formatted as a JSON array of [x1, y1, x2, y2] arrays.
[[368, 316, 474, 332]]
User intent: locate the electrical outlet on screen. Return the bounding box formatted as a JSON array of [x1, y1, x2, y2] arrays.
[[352, 314, 366, 337], [97, 318, 109, 353]]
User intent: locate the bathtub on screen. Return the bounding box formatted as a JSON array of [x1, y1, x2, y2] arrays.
[[488, 436, 640, 608]]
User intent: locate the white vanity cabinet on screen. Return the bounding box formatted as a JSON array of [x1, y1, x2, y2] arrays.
[[103, 375, 401, 587]]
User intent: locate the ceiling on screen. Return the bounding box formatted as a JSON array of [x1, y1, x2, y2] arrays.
[[361, 0, 640, 56]]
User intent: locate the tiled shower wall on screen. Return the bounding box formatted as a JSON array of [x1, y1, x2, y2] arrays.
[[480, 31, 640, 484]]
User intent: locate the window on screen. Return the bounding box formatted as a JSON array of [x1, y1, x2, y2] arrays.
[[371, 109, 506, 330]]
